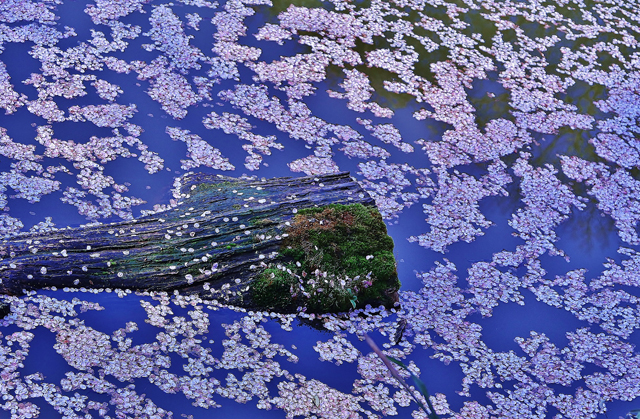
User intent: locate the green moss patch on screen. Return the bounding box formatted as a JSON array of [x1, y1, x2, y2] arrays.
[[252, 203, 400, 313]]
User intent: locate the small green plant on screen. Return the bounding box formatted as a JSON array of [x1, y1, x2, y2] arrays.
[[627, 409, 640, 419], [365, 334, 440, 419]]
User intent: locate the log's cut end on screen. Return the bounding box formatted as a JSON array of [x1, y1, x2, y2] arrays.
[[0, 172, 400, 314], [250, 203, 400, 313]]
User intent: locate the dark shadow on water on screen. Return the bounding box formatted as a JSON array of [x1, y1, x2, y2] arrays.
[[542, 202, 625, 280], [467, 71, 512, 129], [529, 128, 606, 170], [560, 79, 610, 118]]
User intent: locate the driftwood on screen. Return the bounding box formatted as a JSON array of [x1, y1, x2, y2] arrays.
[[0, 172, 400, 312]]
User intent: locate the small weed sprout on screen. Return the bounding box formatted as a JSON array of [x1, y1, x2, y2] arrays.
[[365, 334, 440, 419], [626, 409, 640, 419]]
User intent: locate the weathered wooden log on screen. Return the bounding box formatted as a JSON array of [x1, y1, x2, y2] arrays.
[[0, 172, 400, 312]]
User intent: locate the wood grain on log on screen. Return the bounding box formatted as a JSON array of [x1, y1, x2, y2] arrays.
[[0, 172, 400, 312]]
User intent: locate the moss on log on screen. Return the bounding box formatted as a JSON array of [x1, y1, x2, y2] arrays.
[[252, 203, 399, 312], [0, 172, 400, 313]]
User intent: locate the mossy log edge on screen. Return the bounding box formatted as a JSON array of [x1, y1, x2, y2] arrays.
[[0, 172, 400, 313]]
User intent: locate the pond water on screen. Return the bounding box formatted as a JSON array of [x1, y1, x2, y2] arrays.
[[1, 0, 640, 418]]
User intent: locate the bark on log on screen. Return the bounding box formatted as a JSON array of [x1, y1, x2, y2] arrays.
[[0, 172, 400, 312]]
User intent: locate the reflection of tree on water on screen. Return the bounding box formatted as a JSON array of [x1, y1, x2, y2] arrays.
[[269, 0, 326, 15], [555, 197, 617, 260], [529, 130, 601, 168], [466, 72, 511, 128]]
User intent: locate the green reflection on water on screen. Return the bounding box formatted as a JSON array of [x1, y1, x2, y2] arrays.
[[530, 129, 602, 169], [254, 0, 631, 179], [270, 0, 325, 14]]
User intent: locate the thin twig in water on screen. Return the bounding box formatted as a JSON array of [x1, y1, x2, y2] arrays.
[[364, 333, 440, 419]]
